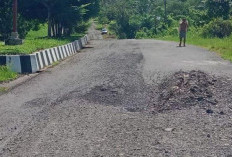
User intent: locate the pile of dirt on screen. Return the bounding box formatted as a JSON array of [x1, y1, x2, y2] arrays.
[[152, 70, 220, 112]]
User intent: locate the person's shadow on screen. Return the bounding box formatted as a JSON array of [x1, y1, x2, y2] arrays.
[[176, 45, 186, 48]]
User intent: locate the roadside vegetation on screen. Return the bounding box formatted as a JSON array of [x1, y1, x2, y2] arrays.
[[95, 20, 116, 39], [159, 32, 232, 62], [0, 0, 99, 54], [0, 66, 18, 82], [98, 0, 232, 61], [0, 24, 86, 55], [96, 22, 104, 31]]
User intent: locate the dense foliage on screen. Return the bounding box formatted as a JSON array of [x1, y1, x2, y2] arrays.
[[202, 18, 232, 38], [98, 0, 232, 39], [0, 0, 100, 40]]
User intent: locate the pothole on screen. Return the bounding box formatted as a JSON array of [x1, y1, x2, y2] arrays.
[[83, 83, 125, 105]]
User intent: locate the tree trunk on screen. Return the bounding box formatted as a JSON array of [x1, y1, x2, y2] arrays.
[[60, 24, 62, 37], [56, 23, 59, 37], [47, 8, 52, 37], [164, 0, 167, 23], [57, 23, 61, 37], [51, 21, 55, 37], [42, 2, 52, 37]]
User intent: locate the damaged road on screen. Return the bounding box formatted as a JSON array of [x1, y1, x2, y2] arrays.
[[0, 38, 232, 157], [151, 70, 232, 113]]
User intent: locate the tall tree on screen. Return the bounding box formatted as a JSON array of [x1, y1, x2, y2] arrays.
[[0, 0, 37, 39], [20, 0, 100, 37], [206, 0, 230, 20], [164, 0, 167, 23], [0, 0, 12, 39]]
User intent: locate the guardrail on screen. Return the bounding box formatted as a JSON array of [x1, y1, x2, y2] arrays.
[[0, 35, 89, 74]]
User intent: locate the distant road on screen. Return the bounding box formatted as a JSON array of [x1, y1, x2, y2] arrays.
[[0, 32, 232, 156]]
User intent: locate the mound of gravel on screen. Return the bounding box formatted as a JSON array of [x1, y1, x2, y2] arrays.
[[153, 70, 220, 112]]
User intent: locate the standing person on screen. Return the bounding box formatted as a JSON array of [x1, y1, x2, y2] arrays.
[[179, 18, 188, 47]]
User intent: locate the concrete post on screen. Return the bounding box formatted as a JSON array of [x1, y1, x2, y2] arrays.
[[13, 0, 18, 33], [5, 0, 23, 45]]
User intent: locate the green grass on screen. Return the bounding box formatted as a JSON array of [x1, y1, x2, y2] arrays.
[[0, 87, 8, 93], [0, 66, 18, 82], [51, 61, 60, 67], [158, 33, 232, 62], [96, 23, 104, 30], [0, 25, 84, 55]]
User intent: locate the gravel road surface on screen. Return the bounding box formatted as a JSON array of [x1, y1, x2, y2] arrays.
[[0, 29, 232, 157]]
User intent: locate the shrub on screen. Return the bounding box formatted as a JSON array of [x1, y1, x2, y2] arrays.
[[108, 21, 117, 34], [74, 22, 90, 34], [135, 28, 149, 39], [95, 23, 103, 30], [98, 16, 109, 24], [0, 66, 18, 82], [202, 19, 232, 38], [167, 27, 178, 36], [135, 31, 147, 39]]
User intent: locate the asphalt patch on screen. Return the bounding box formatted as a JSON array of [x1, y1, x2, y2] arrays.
[[81, 52, 148, 112], [83, 83, 124, 105]]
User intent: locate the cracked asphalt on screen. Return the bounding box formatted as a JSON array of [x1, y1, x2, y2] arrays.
[[0, 27, 232, 156]]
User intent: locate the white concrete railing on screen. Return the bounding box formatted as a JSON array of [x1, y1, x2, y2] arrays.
[[0, 35, 89, 73]]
